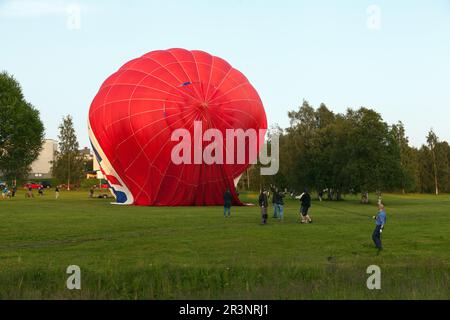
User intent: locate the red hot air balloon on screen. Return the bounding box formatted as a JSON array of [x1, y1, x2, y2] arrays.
[[88, 48, 267, 206]]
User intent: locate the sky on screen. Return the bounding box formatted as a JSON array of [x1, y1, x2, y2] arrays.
[[1, 0, 449, 148]]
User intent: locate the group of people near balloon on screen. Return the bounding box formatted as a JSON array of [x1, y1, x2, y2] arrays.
[[258, 186, 313, 225], [223, 185, 387, 251], [223, 185, 313, 225]]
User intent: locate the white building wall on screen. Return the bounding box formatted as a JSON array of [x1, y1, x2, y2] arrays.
[[30, 139, 58, 179]]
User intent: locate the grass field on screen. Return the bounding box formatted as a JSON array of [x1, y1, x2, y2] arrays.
[[0, 190, 449, 300]]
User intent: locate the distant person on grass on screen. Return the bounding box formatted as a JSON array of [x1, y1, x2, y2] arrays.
[[223, 188, 232, 218], [11, 185, 17, 198], [297, 188, 312, 224], [275, 189, 285, 221], [2, 186, 9, 199], [38, 186, 44, 196], [259, 189, 269, 225], [55, 186, 60, 199], [271, 185, 278, 218], [318, 189, 324, 202], [26, 186, 34, 198], [372, 203, 387, 252]]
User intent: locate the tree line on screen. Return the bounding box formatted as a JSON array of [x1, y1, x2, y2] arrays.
[[0, 72, 44, 182], [1, 72, 88, 187], [246, 101, 450, 197]]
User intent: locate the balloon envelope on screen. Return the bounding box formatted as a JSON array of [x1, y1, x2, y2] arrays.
[[88, 48, 267, 206]]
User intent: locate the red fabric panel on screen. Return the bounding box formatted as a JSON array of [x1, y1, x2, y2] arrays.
[[105, 175, 122, 186]]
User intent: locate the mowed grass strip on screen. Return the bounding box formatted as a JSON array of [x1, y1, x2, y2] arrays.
[[0, 191, 448, 299]]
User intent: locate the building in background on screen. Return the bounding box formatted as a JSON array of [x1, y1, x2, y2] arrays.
[[80, 147, 93, 162], [28, 141, 97, 181], [80, 146, 95, 178], [92, 154, 104, 180], [29, 139, 58, 180]]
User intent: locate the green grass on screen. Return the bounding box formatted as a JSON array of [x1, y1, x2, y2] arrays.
[[0, 190, 449, 299]]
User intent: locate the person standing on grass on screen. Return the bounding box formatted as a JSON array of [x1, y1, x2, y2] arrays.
[[38, 185, 44, 196], [372, 203, 387, 251], [12, 185, 17, 198], [318, 189, 324, 202], [2, 186, 8, 199], [223, 188, 232, 218], [275, 189, 285, 221], [259, 188, 269, 225], [297, 188, 312, 224], [26, 186, 34, 198], [270, 185, 278, 218], [55, 186, 60, 199]]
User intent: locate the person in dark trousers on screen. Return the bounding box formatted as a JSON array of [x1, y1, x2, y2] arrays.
[[275, 189, 285, 221], [270, 185, 278, 218], [318, 189, 324, 202], [11, 185, 17, 198], [372, 203, 387, 252], [297, 188, 312, 224], [38, 186, 44, 196], [223, 188, 232, 217], [259, 189, 269, 224]]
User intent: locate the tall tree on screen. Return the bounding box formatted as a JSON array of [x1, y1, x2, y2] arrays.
[[426, 129, 439, 195], [342, 108, 402, 197], [0, 72, 44, 183], [52, 115, 84, 189], [391, 122, 420, 193]]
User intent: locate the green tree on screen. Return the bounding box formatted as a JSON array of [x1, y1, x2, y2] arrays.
[[283, 101, 311, 190], [0, 72, 44, 183], [52, 115, 84, 189], [391, 122, 420, 193], [416, 131, 450, 194], [340, 108, 402, 197], [427, 130, 440, 195]]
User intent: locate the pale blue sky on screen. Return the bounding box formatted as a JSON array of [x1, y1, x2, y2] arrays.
[[1, 0, 449, 148]]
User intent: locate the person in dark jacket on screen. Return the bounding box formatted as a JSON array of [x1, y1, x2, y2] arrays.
[[223, 188, 232, 217], [318, 189, 324, 202], [259, 189, 269, 225], [270, 185, 278, 218], [297, 188, 312, 224], [275, 189, 285, 221]]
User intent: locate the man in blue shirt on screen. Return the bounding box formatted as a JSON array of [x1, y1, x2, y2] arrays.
[[372, 204, 387, 251]]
